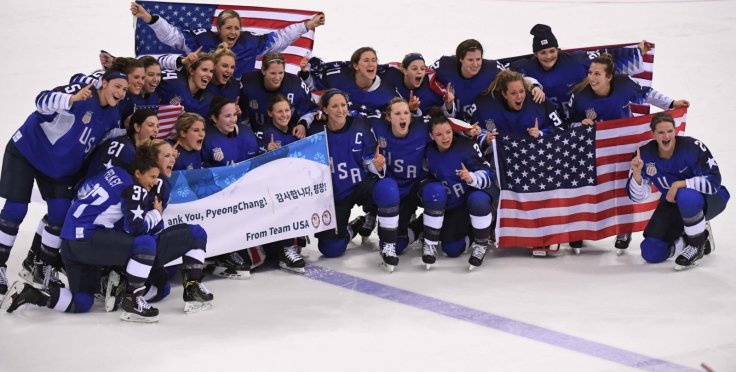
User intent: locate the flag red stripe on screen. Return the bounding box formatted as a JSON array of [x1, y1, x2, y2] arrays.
[[498, 221, 649, 247], [500, 200, 660, 228], [643, 54, 654, 63], [499, 186, 634, 210]]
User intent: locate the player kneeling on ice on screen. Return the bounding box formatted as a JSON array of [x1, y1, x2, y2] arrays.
[[422, 113, 497, 271], [2, 143, 212, 321], [627, 113, 729, 271], [309, 90, 400, 271]]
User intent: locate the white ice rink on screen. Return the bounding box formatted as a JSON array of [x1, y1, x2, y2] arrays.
[[1, 0, 735, 371]]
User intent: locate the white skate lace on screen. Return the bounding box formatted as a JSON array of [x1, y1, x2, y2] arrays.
[[422, 241, 437, 256], [284, 246, 302, 262], [197, 282, 211, 295], [42, 265, 60, 288], [136, 295, 153, 311], [680, 245, 699, 260], [381, 243, 397, 258], [471, 243, 488, 259], [0, 266, 7, 286]]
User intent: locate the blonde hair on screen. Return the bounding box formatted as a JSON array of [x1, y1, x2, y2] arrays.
[[172, 112, 205, 141], [485, 70, 529, 98], [216, 10, 241, 29], [213, 42, 236, 64]]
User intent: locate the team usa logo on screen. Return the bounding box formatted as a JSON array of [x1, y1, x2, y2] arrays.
[[82, 111, 93, 125], [484, 119, 496, 132], [645, 162, 657, 177], [212, 148, 224, 162], [321, 210, 332, 226], [249, 99, 259, 110], [311, 213, 320, 228], [377, 137, 387, 149]]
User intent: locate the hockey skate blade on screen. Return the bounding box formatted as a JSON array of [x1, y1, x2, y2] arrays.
[[105, 271, 122, 312], [424, 263, 432, 271], [674, 261, 701, 272], [184, 300, 213, 314], [379, 262, 395, 273], [18, 267, 34, 285], [212, 267, 251, 280], [468, 264, 478, 272], [120, 311, 159, 323], [278, 263, 305, 275], [531, 249, 548, 257], [572, 248, 581, 255], [361, 235, 371, 244], [616, 248, 627, 256]]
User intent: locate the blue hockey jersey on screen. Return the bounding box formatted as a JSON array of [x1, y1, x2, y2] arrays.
[[201, 124, 259, 167], [157, 69, 213, 118], [370, 116, 431, 197], [324, 116, 379, 201], [430, 56, 506, 120], [470, 94, 562, 137], [238, 70, 316, 132], [85, 135, 137, 179]]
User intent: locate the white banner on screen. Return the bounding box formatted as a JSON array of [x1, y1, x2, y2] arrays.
[[163, 132, 335, 258]]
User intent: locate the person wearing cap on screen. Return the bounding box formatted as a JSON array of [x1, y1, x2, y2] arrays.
[[130, 2, 326, 78], [238, 51, 318, 138], [430, 39, 545, 122], [0, 70, 129, 299], [308, 90, 401, 263], [382, 53, 455, 116]]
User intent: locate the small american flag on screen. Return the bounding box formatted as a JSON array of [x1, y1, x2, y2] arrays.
[[155, 104, 184, 139], [493, 107, 687, 248], [134, 1, 318, 74]]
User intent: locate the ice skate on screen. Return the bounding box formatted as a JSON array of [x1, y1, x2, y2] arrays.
[[347, 215, 366, 242], [1, 281, 49, 313], [212, 252, 251, 279], [614, 233, 632, 250], [468, 241, 490, 271], [119, 288, 159, 323], [104, 270, 125, 312], [279, 245, 306, 274], [704, 221, 714, 255], [183, 280, 214, 313], [675, 231, 708, 271], [421, 239, 438, 271], [358, 212, 376, 243], [0, 265, 7, 300], [570, 240, 583, 255], [379, 242, 398, 273]]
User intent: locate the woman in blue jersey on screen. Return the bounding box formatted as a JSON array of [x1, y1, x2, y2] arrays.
[[239, 52, 316, 137], [628, 112, 728, 270], [207, 44, 240, 102], [569, 53, 689, 251], [381, 53, 455, 115], [368, 98, 432, 269], [130, 2, 325, 77], [421, 113, 497, 271], [201, 96, 259, 279], [140, 56, 162, 101], [172, 112, 206, 171], [0, 70, 128, 299], [157, 51, 215, 118], [310, 90, 401, 269]]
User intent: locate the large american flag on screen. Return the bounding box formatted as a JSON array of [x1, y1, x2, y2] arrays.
[[134, 1, 319, 74], [493, 107, 687, 248]]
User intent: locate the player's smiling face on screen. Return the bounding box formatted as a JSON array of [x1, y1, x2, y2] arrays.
[[653, 120, 677, 155], [262, 62, 285, 90], [268, 100, 292, 130], [143, 64, 161, 94], [431, 122, 454, 152], [354, 50, 378, 82], [324, 94, 349, 130], [587, 62, 611, 95], [536, 47, 558, 71], [402, 59, 426, 89], [134, 167, 160, 192], [212, 103, 238, 135], [387, 101, 411, 138], [156, 142, 176, 178], [460, 49, 483, 78], [501, 80, 526, 111], [100, 78, 129, 107], [214, 55, 235, 85], [127, 67, 145, 96], [181, 120, 205, 151], [218, 18, 241, 48], [189, 60, 214, 92], [134, 115, 160, 143]]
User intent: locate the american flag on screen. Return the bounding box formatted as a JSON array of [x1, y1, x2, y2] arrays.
[[492, 107, 687, 248], [134, 1, 319, 74], [134, 103, 184, 139]]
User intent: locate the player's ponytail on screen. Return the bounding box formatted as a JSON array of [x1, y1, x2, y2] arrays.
[[214, 42, 236, 64]]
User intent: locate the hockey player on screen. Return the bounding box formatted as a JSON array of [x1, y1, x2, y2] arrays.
[[239, 52, 317, 136], [430, 39, 544, 122], [628, 112, 729, 270], [369, 98, 432, 268], [310, 90, 401, 270], [201, 96, 259, 278], [0, 70, 128, 299], [130, 1, 326, 78], [382, 53, 455, 116], [157, 51, 215, 118], [421, 113, 497, 271], [473, 70, 562, 141], [171, 112, 206, 171], [206, 44, 240, 102], [569, 53, 690, 251], [140, 56, 162, 104], [305, 47, 400, 117]]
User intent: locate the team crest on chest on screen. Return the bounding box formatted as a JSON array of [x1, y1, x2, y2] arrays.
[[377, 137, 387, 149], [82, 111, 93, 125], [212, 147, 224, 162], [249, 99, 259, 110], [484, 119, 496, 132], [645, 162, 657, 177]]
